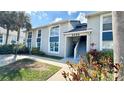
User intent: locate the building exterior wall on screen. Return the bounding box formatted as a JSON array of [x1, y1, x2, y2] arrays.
[[25, 12, 113, 58], [25, 21, 80, 57], [0, 27, 25, 45], [41, 22, 75, 57], [87, 11, 112, 51], [87, 15, 101, 50]]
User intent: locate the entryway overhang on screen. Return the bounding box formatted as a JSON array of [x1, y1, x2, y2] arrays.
[[63, 29, 93, 59], [63, 29, 92, 37]]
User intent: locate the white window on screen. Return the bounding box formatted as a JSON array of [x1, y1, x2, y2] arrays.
[[27, 32, 32, 48], [49, 26, 59, 53], [0, 34, 3, 45], [50, 42, 59, 52], [103, 16, 112, 31], [102, 41, 113, 50], [37, 30, 41, 50], [101, 14, 113, 50], [11, 36, 16, 44]]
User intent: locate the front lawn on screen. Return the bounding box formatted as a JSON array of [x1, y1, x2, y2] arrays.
[[0, 58, 61, 81]]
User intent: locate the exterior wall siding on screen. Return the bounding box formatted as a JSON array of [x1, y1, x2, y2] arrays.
[[87, 15, 101, 50], [26, 21, 80, 57], [25, 13, 113, 57], [41, 22, 73, 57]]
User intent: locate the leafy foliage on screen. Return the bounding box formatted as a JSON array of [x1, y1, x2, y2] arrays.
[[62, 49, 122, 81], [0, 44, 14, 54], [31, 47, 45, 55], [0, 11, 17, 44], [0, 44, 29, 54], [14, 44, 29, 54]]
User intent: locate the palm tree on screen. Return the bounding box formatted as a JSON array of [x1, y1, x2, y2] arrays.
[[14, 11, 32, 56], [112, 11, 124, 80], [0, 11, 16, 44]]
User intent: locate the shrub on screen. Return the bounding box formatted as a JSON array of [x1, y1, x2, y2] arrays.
[[86, 49, 113, 64], [31, 48, 39, 54], [62, 56, 121, 81], [86, 49, 102, 64], [31, 47, 45, 55], [16, 44, 29, 54], [0, 44, 29, 54], [0, 44, 14, 54], [62, 49, 122, 81], [101, 50, 113, 60]]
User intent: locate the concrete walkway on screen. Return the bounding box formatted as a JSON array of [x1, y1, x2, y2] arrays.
[[0, 54, 70, 81]]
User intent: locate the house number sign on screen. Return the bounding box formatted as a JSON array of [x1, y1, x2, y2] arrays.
[[72, 33, 80, 36]]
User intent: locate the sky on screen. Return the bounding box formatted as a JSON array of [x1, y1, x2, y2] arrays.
[[26, 11, 93, 28]]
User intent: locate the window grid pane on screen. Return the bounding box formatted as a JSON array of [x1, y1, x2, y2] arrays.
[[0, 34, 3, 44], [49, 26, 59, 52], [38, 30, 41, 37], [50, 42, 59, 52], [103, 16, 112, 31], [50, 26, 59, 37]]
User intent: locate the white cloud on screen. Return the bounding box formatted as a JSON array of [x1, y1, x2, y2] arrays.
[[40, 12, 48, 19], [76, 12, 87, 23], [26, 11, 33, 15], [53, 17, 62, 22], [35, 11, 48, 20], [26, 11, 48, 20], [68, 11, 77, 15]]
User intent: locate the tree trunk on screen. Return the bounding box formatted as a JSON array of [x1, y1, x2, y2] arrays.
[[112, 11, 124, 80], [17, 29, 20, 43], [5, 28, 9, 45], [15, 29, 20, 56]]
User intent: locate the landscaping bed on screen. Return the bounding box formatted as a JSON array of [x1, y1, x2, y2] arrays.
[[0, 58, 61, 81]]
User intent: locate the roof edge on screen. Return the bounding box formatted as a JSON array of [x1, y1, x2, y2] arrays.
[[86, 11, 112, 18], [28, 20, 80, 31]]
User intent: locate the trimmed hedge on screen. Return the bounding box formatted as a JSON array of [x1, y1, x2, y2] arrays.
[[0, 44, 29, 54], [0, 45, 14, 54], [16, 44, 29, 54], [101, 50, 113, 58], [31, 47, 45, 55], [86, 49, 113, 63], [31, 47, 63, 60], [101, 50, 113, 61]]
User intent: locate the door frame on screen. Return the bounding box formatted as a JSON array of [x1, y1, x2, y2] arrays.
[[64, 31, 90, 58]]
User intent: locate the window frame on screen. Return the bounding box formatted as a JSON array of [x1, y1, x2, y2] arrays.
[[11, 36, 17, 44], [100, 13, 113, 50], [102, 15, 112, 31], [48, 25, 60, 54], [27, 31, 32, 49], [0, 34, 3, 45], [36, 29, 42, 50]]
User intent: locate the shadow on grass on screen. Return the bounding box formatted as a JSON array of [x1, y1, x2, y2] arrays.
[[0, 58, 36, 81], [0, 58, 61, 81], [0, 69, 22, 80]]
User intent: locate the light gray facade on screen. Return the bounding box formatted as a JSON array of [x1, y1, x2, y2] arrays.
[[25, 20, 81, 57], [25, 11, 113, 59]]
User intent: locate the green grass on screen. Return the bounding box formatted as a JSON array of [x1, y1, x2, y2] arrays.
[[0, 58, 61, 81]]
